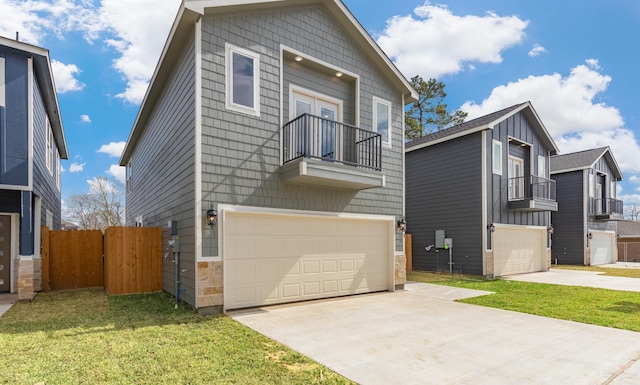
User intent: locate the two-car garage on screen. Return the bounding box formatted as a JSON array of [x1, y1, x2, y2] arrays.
[[222, 209, 395, 310]]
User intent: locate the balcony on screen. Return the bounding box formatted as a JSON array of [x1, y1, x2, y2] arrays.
[[508, 175, 558, 212], [280, 113, 385, 190], [589, 198, 624, 221]]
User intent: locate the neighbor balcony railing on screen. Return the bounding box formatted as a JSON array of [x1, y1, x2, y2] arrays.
[[282, 113, 382, 171], [589, 197, 624, 216], [508, 175, 556, 201]]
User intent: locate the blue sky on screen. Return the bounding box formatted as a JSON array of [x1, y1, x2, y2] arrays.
[[1, 0, 639, 215]]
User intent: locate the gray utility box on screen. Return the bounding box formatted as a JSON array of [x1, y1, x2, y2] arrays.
[[444, 238, 453, 249], [435, 230, 445, 249]]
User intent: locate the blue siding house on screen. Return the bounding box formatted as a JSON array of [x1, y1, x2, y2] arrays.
[[0, 36, 67, 298], [406, 102, 559, 278], [551, 147, 623, 265], [119, 0, 417, 313]]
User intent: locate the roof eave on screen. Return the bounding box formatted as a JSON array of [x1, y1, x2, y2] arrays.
[[405, 124, 490, 153]]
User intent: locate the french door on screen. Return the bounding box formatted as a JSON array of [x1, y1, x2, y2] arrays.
[[508, 156, 524, 200], [291, 88, 342, 161]]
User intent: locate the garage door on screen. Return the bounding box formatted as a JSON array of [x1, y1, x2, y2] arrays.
[[494, 226, 546, 276], [223, 211, 392, 310], [590, 231, 614, 265]]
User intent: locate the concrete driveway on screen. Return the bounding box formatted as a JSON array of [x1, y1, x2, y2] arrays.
[[230, 282, 640, 385], [504, 268, 640, 292]]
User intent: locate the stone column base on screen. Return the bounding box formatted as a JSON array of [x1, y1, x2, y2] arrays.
[[17, 257, 36, 301]]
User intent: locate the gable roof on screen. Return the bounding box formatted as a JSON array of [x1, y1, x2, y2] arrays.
[[550, 147, 623, 180], [0, 36, 68, 159], [120, 0, 418, 165], [405, 101, 559, 154]]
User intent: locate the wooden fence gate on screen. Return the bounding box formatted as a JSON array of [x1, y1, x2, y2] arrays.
[[42, 226, 162, 294]]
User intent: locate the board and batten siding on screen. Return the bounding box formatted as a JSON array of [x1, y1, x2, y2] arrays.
[[199, 4, 406, 257], [32, 75, 61, 230], [406, 133, 484, 274], [125, 34, 197, 306], [551, 171, 586, 264], [487, 112, 550, 228]]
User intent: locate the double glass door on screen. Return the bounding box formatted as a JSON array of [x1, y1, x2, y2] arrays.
[[292, 90, 341, 160]]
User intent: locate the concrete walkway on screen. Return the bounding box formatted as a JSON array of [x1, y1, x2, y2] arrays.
[[230, 282, 640, 385], [504, 268, 640, 292], [0, 293, 19, 317]]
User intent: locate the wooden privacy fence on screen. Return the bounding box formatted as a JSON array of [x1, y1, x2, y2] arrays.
[[42, 226, 162, 294], [104, 227, 163, 295], [618, 239, 640, 262]]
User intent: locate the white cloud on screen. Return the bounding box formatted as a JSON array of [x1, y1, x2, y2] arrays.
[[460, 60, 639, 175], [376, 2, 528, 79], [69, 162, 85, 173], [97, 141, 126, 158], [528, 44, 546, 57], [80, 114, 91, 123], [51, 60, 84, 93], [629, 175, 640, 183], [107, 164, 126, 185], [99, 0, 181, 104]]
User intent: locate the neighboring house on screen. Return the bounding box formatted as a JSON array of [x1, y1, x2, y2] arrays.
[[616, 220, 640, 263], [550, 147, 623, 265], [61, 220, 79, 230], [119, 0, 417, 313], [405, 102, 559, 278], [0, 36, 67, 298]]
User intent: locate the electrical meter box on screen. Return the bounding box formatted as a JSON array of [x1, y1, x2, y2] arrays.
[[435, 230, 445, 249], [444, 238, 453, 249]]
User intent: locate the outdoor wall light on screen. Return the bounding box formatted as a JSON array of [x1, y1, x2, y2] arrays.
[[397, 217, 407, 233], [206, 203, 217, 228], [587, 232, 593, 240], [488, 223, 496, 232], [548, 226, 554, 235], [335, 71, 344, 77], [294, 55, 303, 62]]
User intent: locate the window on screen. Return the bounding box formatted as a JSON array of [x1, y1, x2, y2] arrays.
[[0, 57, 5, 109], [55, 150, 60, 189], [373, 97, 392, 147], [537, 155, 546, 178], [492, 140, 502, 175], [589, 173, 595, 198], [135, 215, 143, 227], [45, 210, 53, 229], [610, 181, 616, 199], [508, 156, 524, 199], [46, 117, 53, 174], [126, 160, 132, 190], [225, 43, 260, 116]]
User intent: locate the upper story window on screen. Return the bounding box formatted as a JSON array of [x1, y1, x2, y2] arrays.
[[589, 173, 595, 198], [373, 97, 392, 147], [0, 57, 5, 109], [55, 150, 60, 189], [492, 140, 502, 175], [537, 155, 546, 178], [46, 117, 53, 175], [225, 43, 260, 116], [126, 160, 132, 190], [610, 181, 616, 199]]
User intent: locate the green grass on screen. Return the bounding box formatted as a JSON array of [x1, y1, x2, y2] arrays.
[[0, 288, 354, 385], [552, 264, 640, 278], [408, 270, 640, 332]]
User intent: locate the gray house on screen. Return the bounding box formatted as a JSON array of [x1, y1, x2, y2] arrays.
[[405, 102, 559, 278], [119, 0, 417, 313], [0, 36, 67, 298], [550, 147, 623, 265]]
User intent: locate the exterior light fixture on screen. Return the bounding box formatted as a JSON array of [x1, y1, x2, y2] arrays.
[[294, 55, 303, 62], [548, 226, 554, 235], [335, 71, 343, 77], [488, 223, 496, 232], [587, 232, 593, 240], [397, 217, 407, 233], [206, 203, 217, 227], [617, 233, 621, 240]]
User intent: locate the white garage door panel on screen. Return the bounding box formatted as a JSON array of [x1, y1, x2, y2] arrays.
[[590, 231, 613, 265], [224, 212, 391, 309], [494, 226, 546, 277]]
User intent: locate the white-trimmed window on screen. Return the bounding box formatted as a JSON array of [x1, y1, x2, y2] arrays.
[[225, 43, 260, 116], [492, 140, 502, 175], [126, 160, 132, 190], [610, 181, 616, 199], [55, 150, 61, 189], [373, 97, 392, 147], [46, 117, 53, 174], [589, 173, 595, 198], [537, 155, 546, 178], [0, 57, 5, 108]]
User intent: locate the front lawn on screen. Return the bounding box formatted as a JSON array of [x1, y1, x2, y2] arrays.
[[552, 264, 640, 278], [408, 271, 640, 332], [0, 288, 354, 385]]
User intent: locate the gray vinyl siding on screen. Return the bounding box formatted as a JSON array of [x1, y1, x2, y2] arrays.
[[487, 112, 550, 228], [406, 133, 483, 274], [125, 34, 197, 306], [551, 171, 585, 264], [200, 4, 405, 257], [32, 75, 61, 230]]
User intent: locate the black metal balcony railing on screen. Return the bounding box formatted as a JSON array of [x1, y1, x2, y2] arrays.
[[508, 175, 556, 201], [282, 113, 382, 171], [589, 197, 624, 216]]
